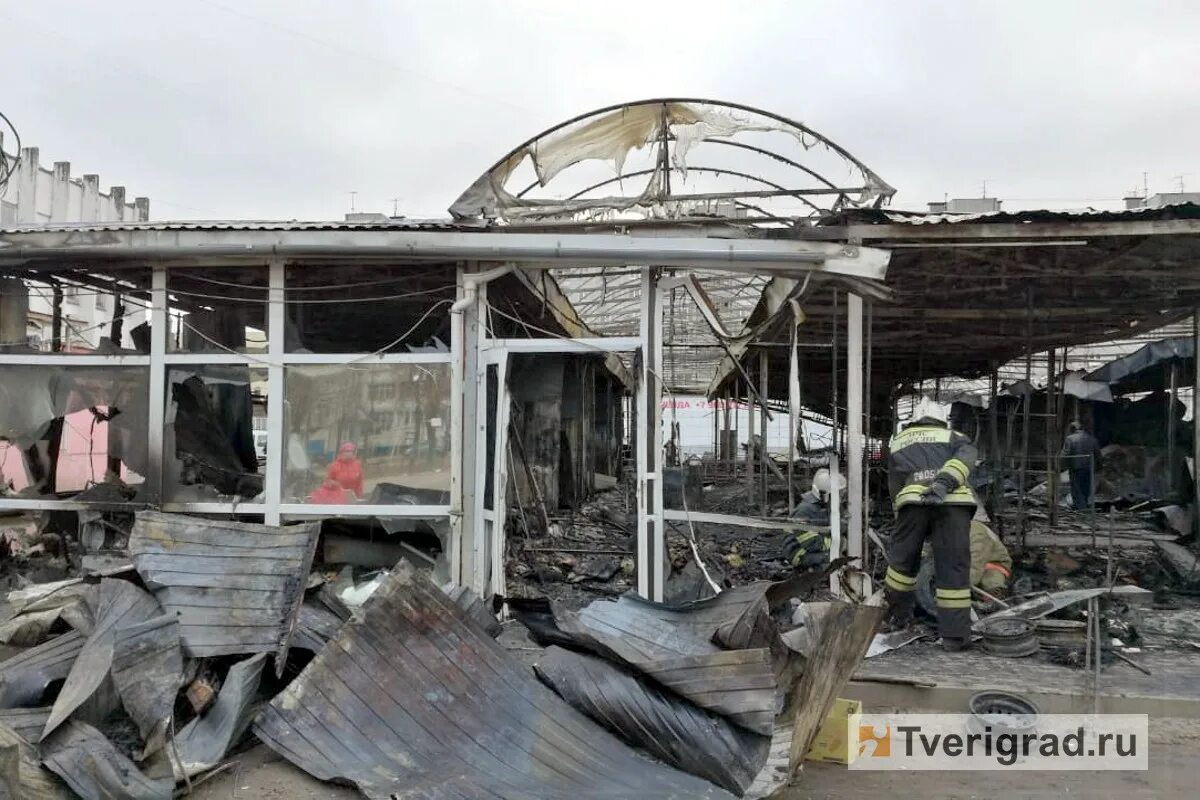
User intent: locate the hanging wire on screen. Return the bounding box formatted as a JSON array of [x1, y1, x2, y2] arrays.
[[0, 110, 22, 198], [179, 268, 451, 293], [176, 299, 453, 368]]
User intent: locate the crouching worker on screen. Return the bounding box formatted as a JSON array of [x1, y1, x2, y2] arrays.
[[783, 528, 831, 570], [782, 468, 837, 570], [884, 413, 978, 651], [970, 516, 1011, 600]]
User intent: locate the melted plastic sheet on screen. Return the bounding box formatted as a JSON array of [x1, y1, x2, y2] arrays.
[[254, 561, 733, 800]]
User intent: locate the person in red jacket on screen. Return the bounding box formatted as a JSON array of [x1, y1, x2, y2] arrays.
[[324, 442, 364, 499], [307, 477, 347, 504]]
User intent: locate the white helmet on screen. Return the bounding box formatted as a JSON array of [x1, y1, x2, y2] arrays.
[[812, 468, 847, 495]]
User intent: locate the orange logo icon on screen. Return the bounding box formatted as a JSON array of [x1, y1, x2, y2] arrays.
[[859, 724, 891, 757]]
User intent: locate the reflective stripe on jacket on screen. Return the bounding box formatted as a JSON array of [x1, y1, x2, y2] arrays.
[[887, 418, 978, 510]]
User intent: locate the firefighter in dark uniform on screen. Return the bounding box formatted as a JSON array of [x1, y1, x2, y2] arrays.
[[884, 414, 978, 651]]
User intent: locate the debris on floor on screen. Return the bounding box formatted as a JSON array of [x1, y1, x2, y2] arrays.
[[0, 506, 885, 799], [254, 560, 735, 799]]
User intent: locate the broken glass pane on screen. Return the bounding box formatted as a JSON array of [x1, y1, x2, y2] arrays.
[[168, 267, 268, 354], [0, 270, 152, 355], [164, 366, 267, 502], [0, 366, 149, 499], [283, 363, 451, 503], [284, 264, 454, 354]]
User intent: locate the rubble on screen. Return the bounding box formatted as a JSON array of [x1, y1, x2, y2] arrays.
[[128, 512, 320, 674], [254, 561, 733, 799], [0, 471, 1189, 798]]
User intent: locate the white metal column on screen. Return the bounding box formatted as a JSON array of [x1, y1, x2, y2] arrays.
[[470, 281, 491, 596], [449, 265, 467, 584], [264, 259, 285, 526], [490, 354, 512, 599], [636, 267, 665, 601], [846, 293, 866, 595], [145, 267, 167, 503]]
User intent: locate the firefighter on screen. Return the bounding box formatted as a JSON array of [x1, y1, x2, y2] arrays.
[[783, 527, 830, 569], [884, 412, 978, 651], [969, 516, 1012, 599], [782, 468, 839, 570]]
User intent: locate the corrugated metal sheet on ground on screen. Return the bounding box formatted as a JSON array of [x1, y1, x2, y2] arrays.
[[0, 631, 84, 708], [536, 645, 769, 795], [42, 720, 172, 799], [0, 723, 72, 799], [129, 512, 320, 672], [41, 579, 162, 741], [0, 707, 51, 742], [254, 561, 733, 799], [537, 585, 782, 734]]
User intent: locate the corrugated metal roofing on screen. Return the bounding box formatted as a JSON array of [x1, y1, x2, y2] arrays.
[[0, 218, 478, 235], [825, 201, 1200, 227]]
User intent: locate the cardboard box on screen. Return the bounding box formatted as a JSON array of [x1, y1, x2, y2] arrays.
[[805, 697, 862, 764]]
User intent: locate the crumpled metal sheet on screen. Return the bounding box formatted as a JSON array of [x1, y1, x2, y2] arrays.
[[167, 652, 266, 779], [536, 645, 769, 796], [515, 585, 780, 734], [290, 600, 346, 653], [110, 615, 182, 756], [0, 581, 96, 646], [0, 723, 72, 799], [41, 579, 161, 741], [0, 631, 85, 708], [0, 707, 51, 742], [129, 512, 320, 674], [1085, 335, 1194, 394], [442, 582, 502, 638], [254, 561, 733, 799], [41, 720, 172, 800]]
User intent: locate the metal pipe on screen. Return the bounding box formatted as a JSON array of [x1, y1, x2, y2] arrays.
[[989, 366, 1001, 518], [759, 349, 769, 514], [864, 299, 873, 531], [0, 235, 884, 278], [1168, 361, 1179, 496], [1047, 348, 1058, 526], [1017, 288, 1033, 548], [449, 264, 515, 313], [788, 319, 799, 514], [1194, 309, 1200, 536]]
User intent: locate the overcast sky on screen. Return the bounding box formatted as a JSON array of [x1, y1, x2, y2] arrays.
[[4, 0, 1198, 220]]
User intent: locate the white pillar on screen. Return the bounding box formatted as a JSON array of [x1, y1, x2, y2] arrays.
[[16, 147, 39, 223], [846, 293, 866, 594], [81, 174, 101, 222], [146, 267, 168, 503], [636, 267, 664, 600], [50, 162, 71, 222], [264, 260, 285, 526]]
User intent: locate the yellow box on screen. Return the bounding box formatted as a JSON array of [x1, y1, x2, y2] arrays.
[[805, 697, 862, 765]]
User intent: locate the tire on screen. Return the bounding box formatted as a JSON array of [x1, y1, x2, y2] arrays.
[[915, 554, 938, 618]]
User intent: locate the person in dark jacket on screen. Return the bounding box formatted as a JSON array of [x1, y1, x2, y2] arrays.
[[1060, 422, 1101, 509], [884, 414, 978, 651]]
